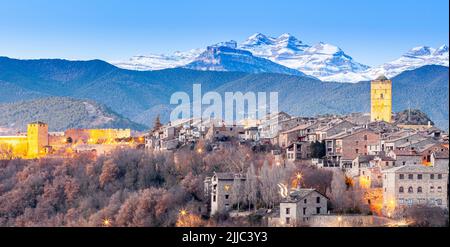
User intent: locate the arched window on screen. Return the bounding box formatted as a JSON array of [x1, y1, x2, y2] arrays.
[[417, 187, 422, 193], [399, 186, 404, 193], [408, 187, 413, 193]]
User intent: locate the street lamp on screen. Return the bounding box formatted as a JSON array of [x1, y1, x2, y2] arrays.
[[180, 209, 188, 216], [102, 218, 112, 227]]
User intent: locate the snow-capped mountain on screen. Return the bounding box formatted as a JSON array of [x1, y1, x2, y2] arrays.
[[358, 45, 449, 80], [239, 33, 310, 58], [238, 33, 369, 80], [184, 41, 306, 76], [112, 33, 448, 83], [112, 48, 204, 71]]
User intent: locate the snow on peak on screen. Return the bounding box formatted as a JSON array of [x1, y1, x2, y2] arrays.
[[352, 45, 449, 83], [211, 40, 238, 49], [406, 46, 433, 57], [111, 32, 448, 83], [242, 33, 275, 46], [305, 42, 342, 55], [434, 44, 449, 56]]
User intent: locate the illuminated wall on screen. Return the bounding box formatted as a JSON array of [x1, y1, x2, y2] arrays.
[[0, 136, 28, 159], [65, 128, 131, 144], [370, 76, 392, 123]]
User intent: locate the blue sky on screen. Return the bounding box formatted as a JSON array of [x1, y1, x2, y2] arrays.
[[0, 0, 448, 66]]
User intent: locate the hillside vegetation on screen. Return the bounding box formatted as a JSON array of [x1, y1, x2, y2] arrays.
[[0, 97, 147, 131]]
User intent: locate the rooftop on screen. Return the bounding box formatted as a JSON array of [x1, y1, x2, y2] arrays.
[[382, 164, 448, 174], [374, 75, 389, 81]]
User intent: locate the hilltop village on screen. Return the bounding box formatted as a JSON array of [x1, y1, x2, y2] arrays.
[[150, 75, 448, 226], [0, 75, 448, 227]]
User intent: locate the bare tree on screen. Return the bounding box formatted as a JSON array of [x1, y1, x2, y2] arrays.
[[231, 176, 243, 211], [244, 163, 258, 211]]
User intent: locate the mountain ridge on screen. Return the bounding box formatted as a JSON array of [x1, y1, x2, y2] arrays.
[[110, 33, 448, 82], [0, 56, 448, 130]]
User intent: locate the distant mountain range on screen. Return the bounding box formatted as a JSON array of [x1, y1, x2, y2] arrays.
[[0, 56, 448, 130], [184, 41, 306, 76], [0, 97, 147, 132], [112, 33, 449, 83]]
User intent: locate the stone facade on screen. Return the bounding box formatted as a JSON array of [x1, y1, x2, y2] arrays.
[[210, 172, 246, 215], [370, 75, 392, 123], [279, 189, 328, 226], [325, 128, 380, 168], [382, 165, 449, 216]]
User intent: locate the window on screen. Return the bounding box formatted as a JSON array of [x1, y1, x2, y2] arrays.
[[225, 194, 229, 199], [316, 197, 321, 203], [438, 174, 442, 179], [429, 199, 435, 205], [408, 174, 413, 180], [286, 208, 290, 214], [399, 186, 404, 193], [304, 199, 307, 204], [408, 187, 413, 193], [402, 161, 406, 166], [213, 195, 216, 202], [417, 187, 422, 193], [316, 207, 321, 214], [437, 186, 442, 193], [398, 198, 404, 205], [399, 174, 404, 179], [286, 217, 290, 224], [437, 199, 443, 205], [303, 208, 306, 215], [364, 135, 368, 141], [417, 174, 422, 180], [355, 149, 359, 154], [407, 199, 413, 206], [430, 186, 435, 193], [431, 174, 435, 179]]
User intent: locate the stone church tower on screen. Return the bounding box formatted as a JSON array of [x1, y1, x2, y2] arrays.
[[370, 75, 392, 123]]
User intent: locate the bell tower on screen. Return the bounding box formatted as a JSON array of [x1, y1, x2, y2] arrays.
[[371, 75, 392, 123]]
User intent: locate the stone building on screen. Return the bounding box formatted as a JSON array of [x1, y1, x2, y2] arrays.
[[382, 165, 449, 216], [350, 154, 396, 188], [387, 149, 422, 166], [431, 151, 449, 170], [210, 172, 246, 215], [370, 75, 392, 123], [325, 128, 380, 168], [286, 142, 311, 161], [278, 188, 328, 226]]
